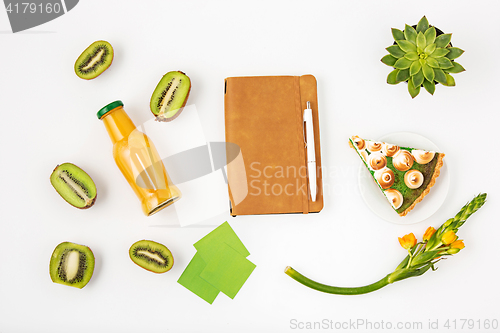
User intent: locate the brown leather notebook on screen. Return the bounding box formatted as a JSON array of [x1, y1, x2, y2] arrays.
[[224, 75, 323, 216]]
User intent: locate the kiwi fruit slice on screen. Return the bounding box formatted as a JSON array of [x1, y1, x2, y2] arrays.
[[49, 242, 95, 289], [50, 163, 97, 209], [74, 40, 114, 80], [150, 71, 191, 122], [129, 240, 174, 273]]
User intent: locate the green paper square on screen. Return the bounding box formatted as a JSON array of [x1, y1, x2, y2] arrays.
[[200, 244, 256, 299], [177, 253, 220, 304], [194, 221, 250, 261]]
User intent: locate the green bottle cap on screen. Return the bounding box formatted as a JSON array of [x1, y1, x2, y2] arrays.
[[97, 100, 124, 119]]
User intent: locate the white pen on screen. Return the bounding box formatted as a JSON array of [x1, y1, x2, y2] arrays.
[[303, 101, 317, 202]]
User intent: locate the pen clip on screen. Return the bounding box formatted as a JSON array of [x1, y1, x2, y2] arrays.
[[302, 118, 307, 147], [302, 101, 311, 148]]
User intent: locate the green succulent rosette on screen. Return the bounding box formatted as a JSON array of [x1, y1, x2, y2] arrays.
[[381, 16, 465, 98]]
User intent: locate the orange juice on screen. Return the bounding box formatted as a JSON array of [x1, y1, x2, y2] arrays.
[[97, 101, 181, 216]]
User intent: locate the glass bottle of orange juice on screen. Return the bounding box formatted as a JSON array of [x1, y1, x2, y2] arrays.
[[97, 100, 181, 216]]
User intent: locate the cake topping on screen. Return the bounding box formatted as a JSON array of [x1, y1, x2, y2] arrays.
[[375, 167, 395, 189], [412, 150, 435, 164], [404, 170, 424, 189], [393, 150, 414, 171], [352, 136, 365, 150], [360, 150, 369, 161], [382, 143, 400, 157], [349, 135, 446, 217], [384, 189, 403, 209], [367, 141, 382, 152], [368, 152, 387, 170]]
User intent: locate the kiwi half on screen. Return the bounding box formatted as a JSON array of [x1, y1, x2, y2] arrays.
[[50, 242, 95, 289], [74, 40, 114, 80], [129, 240, 174, 273], [150, 71, 191, 122], [50, 163, 97, 209]]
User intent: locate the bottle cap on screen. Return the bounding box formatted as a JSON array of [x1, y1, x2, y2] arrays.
[[97, 100, 124, 119]]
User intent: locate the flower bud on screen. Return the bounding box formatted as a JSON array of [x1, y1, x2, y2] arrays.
[[398, 233, 417, 250], [423, 227, 436, 241], [447, 248, 461, 255], [441, 230, 457, 245], [450, 239, 465, 250]]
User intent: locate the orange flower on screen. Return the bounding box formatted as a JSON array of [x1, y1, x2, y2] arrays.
[[398, 233, 417, 250], [423, 227, 436, 241], [450, 240, 465, 250], [441, 230, 457, 245]]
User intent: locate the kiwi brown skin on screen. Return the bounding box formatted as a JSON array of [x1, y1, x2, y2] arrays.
[[49, 242, 95, 289], [152, 71, 191, 122], [129, 240, 174, 274], [50, 163, 97, 209], [74, 40, 114, 80]]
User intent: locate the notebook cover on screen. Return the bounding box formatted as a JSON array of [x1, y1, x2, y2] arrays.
[[224, 75, 323, 216]]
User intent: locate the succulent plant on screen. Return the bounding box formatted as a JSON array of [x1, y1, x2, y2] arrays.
[[381, 16, 465, 98]]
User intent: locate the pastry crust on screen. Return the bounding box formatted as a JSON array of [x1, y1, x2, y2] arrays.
[[399, 153, 445, 217]]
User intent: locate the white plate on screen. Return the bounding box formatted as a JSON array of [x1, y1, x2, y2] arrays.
[[358, 132, 450, 224]]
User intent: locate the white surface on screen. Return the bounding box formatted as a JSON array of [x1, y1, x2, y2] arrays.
[[0, 1, 499, 332], [358, 132, 450, 224], [139, 106, 231, 227]]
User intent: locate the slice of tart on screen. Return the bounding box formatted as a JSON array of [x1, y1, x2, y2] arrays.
[[349, 135, 445, 217]]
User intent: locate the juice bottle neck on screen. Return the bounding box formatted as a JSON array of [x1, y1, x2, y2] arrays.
[[101, 106, 137, 144]]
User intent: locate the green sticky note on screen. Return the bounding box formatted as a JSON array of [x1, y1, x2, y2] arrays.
[[194, 221, 250, 261], [200, 243, 256, 299], [177, 253, 220, 304]]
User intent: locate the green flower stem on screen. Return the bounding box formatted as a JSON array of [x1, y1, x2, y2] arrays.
[[406, 243, 423, 268], [284, 194, 486, 296], [284, 266, 390, 295], [415, 243, 424, 254], [406, 250, 414, 268], [428, 241, 443, 252]]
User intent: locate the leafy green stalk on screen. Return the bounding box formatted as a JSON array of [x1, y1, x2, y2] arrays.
[[285, 267, 390, 295], [285, 194, 486, 295]]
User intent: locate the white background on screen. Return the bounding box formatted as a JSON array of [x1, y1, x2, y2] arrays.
[[0, 1, 499, 332]]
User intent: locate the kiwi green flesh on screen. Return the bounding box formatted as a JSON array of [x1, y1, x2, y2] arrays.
[[129, 240, 173, 273], [150, 71, 191, 121], [49, 242, 95, 289], [50, 163, 97, 209], [74, 40, 113, 80]]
